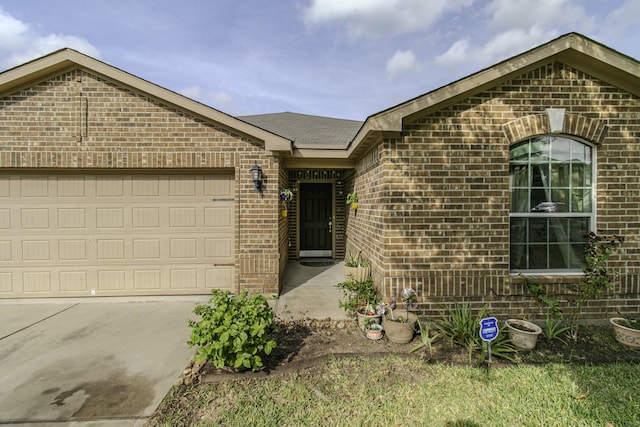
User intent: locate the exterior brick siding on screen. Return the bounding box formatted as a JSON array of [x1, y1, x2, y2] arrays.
[[0, 69, 281, 294], [347, 61, 640, 319]]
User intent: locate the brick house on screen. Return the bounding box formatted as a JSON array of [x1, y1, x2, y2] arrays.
[[1, 33, 638, 318]]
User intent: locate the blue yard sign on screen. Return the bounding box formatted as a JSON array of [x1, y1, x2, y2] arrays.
[[479, 317, 499, 364], [479, 317, 499, 342]]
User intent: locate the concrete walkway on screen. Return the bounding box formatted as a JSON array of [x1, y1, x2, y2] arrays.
[[274, 259, 349, 321]]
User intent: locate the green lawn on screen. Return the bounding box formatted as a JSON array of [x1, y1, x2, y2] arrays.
[[149, 357, 640, 426]]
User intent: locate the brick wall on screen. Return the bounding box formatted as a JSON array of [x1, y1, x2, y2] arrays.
[[0, 69, 281, 294], [348, 61, 640, 319]]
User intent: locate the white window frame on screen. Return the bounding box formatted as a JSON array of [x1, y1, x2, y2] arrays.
[[509, 135, 596, 274]]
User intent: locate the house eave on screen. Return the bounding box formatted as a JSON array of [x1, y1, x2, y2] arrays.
[[0, 49, 292, 153], [347, 33, 640, 152]]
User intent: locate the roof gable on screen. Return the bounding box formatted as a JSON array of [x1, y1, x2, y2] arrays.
[[0, 49, 291, 153], [351, 33, 640, 151]]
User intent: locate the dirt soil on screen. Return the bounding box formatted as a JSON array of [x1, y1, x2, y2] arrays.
[[197, 318, 640, 383]]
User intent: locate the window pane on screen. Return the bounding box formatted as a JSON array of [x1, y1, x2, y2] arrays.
[[571, 139, 591, 163], [551, 138, 572, 162], [550, 189, 569, 212], [569, 244, 586, 269], [510, 164, 529, 187], [571, 164, 591, 187], [548, 218, 568, 243], [529, 218, 547, 243], [530, 138, 551, 160], [511, 189, 529, 212], [571, 189, 592, 212], [568, 218, 590, 241], [551, 164, 570, 187], [549, 244, 568, 269], [529, 245, 548, 269], [510, 142, 529, 162]]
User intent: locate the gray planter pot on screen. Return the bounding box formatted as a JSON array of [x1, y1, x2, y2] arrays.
[[505, 319, 542, 350], [610, 317, 640, 349], [382, 311, 418, 344]]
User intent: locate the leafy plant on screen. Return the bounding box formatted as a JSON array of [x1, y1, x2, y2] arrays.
[[410, 320, 439, 356], [616, 314, 640, 330], [568, 232, 624, 341], [187, 290, 277, 371], [279, 188, 293, 202], [344, 250, 369, 268], [541, 315, 571, 344], [335, 276, 379, 317], [523, 278, 569, 342], [346, 192, 358, 205], [436, 301, 516, 363]]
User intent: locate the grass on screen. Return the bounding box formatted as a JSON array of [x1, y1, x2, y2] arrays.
[[149, 356, 640, 427]]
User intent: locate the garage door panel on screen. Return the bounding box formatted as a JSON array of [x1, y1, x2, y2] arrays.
[[60, 271, 88, 292], [23, 271, 51, 293], [2, 173, 235, 298]]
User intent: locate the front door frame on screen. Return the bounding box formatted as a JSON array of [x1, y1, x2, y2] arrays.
[[297, 180, 335, 258]]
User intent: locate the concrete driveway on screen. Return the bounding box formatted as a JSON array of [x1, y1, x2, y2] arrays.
[[0, 298, 206, 426]]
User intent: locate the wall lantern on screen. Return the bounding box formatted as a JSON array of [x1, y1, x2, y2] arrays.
[[250, 163, 264, 193]]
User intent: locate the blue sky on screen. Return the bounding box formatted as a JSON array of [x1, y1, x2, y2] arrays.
[[0, 0, 638, 120]]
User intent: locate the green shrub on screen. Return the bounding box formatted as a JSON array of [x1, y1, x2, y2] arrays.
[[436, 301, 516, 363], [335, 277, 378, 317], [187, 290, 277, 371]]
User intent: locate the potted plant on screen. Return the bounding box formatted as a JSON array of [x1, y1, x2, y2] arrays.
[[356, 301, 383, 331], [343, 250, 370, 281], [504, 319, 543, 350], [382, 288, 419, 344], [335, 276, 378, 322], [363, 317, 384, 340], [280, 188, 293, 217], [346, 192, 358, 210], [610, 315, 640, 348]]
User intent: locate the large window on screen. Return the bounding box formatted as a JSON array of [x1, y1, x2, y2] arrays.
[[509, 136, 594, 272]]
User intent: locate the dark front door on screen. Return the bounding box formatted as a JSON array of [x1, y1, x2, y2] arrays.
[[299, 183, 332, 257]]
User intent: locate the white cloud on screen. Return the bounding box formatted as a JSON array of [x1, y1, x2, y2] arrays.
[[0, 7, 28, 51], [0, 7, 99, 68], [9, 34, 100, 66], [180, 85, 233, 109], [602, 0, 640, 35], [386, 50, 419, 77], [487, 0, 592, 31], [436, 25, 554, 67], [434, 38, 470, 66], [303, 0, 475, 38]]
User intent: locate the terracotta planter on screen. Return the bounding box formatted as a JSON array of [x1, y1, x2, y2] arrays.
[[382, 312, 418, 344], [356, 307, 381, 331], [344, 265, 370, 281], [610, 318, 640, 349], [364, 323, 383, 340], [505, 319, 542, 350]]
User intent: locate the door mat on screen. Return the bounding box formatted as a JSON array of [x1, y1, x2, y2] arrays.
[[300, 261, 335, 267]]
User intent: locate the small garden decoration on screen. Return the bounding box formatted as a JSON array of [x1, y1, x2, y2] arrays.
[[280, 188, 293, 217], [346, 192, 358, 210], [383, 288, 419, 344]]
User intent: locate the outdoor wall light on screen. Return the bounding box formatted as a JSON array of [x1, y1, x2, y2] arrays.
[[250, 163, 264, 193]]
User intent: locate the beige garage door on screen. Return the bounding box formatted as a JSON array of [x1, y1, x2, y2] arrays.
[[0, 173, 235, 298]]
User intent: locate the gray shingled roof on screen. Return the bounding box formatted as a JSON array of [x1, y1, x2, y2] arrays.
[[239, 112, 363, 149]]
